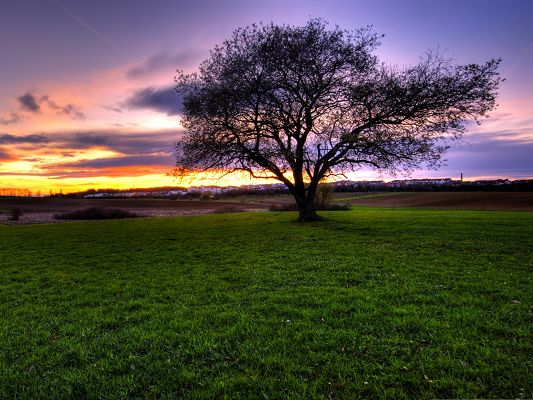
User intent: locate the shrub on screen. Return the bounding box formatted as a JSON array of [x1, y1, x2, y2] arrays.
[[200, 190, 214, 201], [316, 182, 335, 208], [9, 208, 23, 221], [54, 207, 140, 220]]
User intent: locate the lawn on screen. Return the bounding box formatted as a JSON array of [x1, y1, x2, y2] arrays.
[[0, 208, 531, 399]]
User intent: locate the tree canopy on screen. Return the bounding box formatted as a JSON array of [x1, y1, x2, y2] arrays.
[[174, 19, 502, 221]]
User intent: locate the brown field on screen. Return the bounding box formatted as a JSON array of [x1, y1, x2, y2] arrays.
[[1, 191, 532, 224], [0, 197, 268, 212], [0, 197, 268, 225], [345, 192, 533, 211]]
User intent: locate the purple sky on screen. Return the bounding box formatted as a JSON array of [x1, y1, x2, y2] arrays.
[[1, 0, 532, 191]]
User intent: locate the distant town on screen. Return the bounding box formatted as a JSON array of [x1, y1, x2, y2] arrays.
[[2, 177, 532, 198]]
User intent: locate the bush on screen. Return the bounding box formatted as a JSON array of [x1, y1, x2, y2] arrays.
[[316, 182, 335, 208], [9, 208, 23, 221], [200, 190, 214, 201], [54, 207, 140, 220]]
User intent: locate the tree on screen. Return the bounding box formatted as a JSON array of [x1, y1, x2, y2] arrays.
[[200, 190, 214, 201], [174, 19, 501, 221]]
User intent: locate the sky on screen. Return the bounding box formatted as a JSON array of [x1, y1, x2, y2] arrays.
[[1, 0, 532, 193]]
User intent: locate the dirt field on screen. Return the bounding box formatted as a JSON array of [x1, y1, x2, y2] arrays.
[[1, 192, 532, 224], [0, 197, 271, 212], [346, 192, 533, 211], [0, 197, 268, 225]]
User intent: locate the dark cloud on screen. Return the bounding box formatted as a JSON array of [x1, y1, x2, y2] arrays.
[[0, 133, 49, 144], [9, 92, 85, 120], [102, 105, 123, 113], [41, 96, 85, 119], [0, 128, 180, 158], [50, 154, 174, 169], [62, 104, 85, 119], [445, 138, 533, 176], [0, 112, 24, 125], [55, 130, 177, 155], [127, 51, 199, 79], [66, 132, 110, 148], [125, 86, 183, 116], [18, 92, 40, 113], [0, 147, 14, 161]]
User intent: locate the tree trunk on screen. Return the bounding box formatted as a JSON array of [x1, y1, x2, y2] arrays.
[[293, 193, 320, 222], [297, 203, 320, 222], [289, 178, 321, 222]]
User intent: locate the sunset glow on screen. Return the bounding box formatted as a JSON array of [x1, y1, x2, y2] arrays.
[[1, 1, 532, 193]]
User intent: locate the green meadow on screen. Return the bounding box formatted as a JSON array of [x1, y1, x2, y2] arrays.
[[0, 208, 531, 399]]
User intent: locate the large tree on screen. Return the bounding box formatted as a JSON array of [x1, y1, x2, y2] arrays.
[[174, 19, 501, 221]]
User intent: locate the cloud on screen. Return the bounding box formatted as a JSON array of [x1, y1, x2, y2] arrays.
[[45, 167, 167, 179], [64, 132, 110, 148], [18, 92, 40, 113], [54, 130, 177, 155], [3, 121, 530, 180], [0, 128, 180, 178], [36, 151, 175, 179], [102, 105, 123, 113], [61, 104, 85, 119], [0, 133, 49, 144], [1, 129, 179, 157], [0, 112, 23, 125], [41, 96, 85, 119], [465, 128, 533, 144], [127, 51, 199, 79], [444, 137, 533, 177], [125, 86, 183, 116], [48, 154, 174, 169], [6, 92, 86, 121], [0, 148, 14, 161]]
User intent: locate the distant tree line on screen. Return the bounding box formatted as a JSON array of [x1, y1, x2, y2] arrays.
[[334, 180, 533, 193], [0, 188, 33, 197], [55, 179, 533, 200], [57, 186, 188, 199]]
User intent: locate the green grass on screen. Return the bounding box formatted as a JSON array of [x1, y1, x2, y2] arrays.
[[0, 208, 531, 399]]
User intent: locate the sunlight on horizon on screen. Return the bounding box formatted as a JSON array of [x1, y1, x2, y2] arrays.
[[2, 167, 529, 195]]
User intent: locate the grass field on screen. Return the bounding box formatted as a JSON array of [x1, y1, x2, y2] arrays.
[[0, 208, 532, 399]]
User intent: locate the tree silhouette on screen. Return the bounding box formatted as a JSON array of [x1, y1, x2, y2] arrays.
[[174, 19, 502, 221]]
